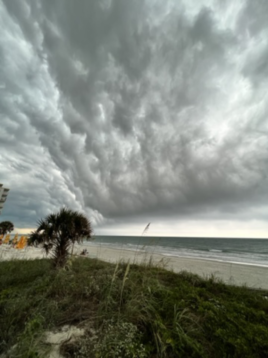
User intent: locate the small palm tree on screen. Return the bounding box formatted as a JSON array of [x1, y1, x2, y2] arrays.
[[28, 208, 92, 268], [0, 221, 14, 235]]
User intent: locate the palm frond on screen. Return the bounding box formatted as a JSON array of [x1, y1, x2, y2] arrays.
[[28, 231, 45, 247], [30, 207, 93, 268]]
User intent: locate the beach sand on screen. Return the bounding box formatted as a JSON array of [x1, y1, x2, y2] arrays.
[[1, 244, 268, 290]]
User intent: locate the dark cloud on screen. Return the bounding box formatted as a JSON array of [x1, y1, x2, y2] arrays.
[[0, 0, 268, 232]]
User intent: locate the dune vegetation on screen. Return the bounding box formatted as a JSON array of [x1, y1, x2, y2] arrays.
[[1, 257, 268, 358]]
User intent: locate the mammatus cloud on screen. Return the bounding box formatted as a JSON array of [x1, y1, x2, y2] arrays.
[[0, 0, 268, 235]]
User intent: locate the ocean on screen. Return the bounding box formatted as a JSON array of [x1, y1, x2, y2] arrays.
[[85, 236, 268, 268]]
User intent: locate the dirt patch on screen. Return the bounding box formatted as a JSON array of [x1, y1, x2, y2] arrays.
[[45, 325, 85, 358]]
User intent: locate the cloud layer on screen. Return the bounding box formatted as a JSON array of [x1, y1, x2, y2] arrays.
[[0, 0, 268, 233]]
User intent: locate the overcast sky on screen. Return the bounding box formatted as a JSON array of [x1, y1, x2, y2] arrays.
[[0, 0, 268, 237]]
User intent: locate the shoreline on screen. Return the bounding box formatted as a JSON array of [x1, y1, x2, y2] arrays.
[[84, 242, 268, 269], [1, 244, 268, 290], [76, 244, 268, 290]]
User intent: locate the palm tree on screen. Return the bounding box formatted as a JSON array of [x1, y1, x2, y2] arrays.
[[0, 221, 14, 235], [28, 208, 92, 268]]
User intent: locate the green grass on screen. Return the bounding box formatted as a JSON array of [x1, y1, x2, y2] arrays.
[[1, 258, 268, 357]]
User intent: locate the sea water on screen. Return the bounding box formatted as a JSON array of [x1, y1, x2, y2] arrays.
[[85, 236, 268, 267]]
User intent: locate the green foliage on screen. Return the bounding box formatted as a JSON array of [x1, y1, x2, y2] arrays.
[[95, 320, 147, 358], [76, 320, 147, 358], [1, 258, 268, 357], [11, 314, 47, 358], [28, 208, 92, 268], [0, 220, 14, 235]]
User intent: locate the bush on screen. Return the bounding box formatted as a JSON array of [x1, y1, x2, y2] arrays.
[[76, 320, 147, 358]]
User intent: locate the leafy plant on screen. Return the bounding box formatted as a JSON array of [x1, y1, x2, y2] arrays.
[[11, 314, 47, 358], [0, 221, 14, 235], [76, 320, 147, 358], [28, 208, 92, 268]]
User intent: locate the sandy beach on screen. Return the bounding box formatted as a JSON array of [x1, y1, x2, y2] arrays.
[[1, 243, 268, 290]]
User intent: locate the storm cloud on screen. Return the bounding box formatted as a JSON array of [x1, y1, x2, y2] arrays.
[[0, 0, 268, 235]]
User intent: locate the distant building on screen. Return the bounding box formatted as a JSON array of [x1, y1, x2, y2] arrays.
[[0, 184, 10, 214]]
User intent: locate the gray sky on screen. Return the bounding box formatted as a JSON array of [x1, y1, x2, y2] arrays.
[[0, 0, 268, 237]]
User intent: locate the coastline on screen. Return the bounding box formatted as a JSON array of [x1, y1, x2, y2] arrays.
[[1, 243, 268, 290], [78, 243, 268, 290]]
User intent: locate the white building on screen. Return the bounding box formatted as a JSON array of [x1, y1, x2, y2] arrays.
[[0, 184, 10, 214]]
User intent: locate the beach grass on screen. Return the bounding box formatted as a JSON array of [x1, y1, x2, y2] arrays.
[[1, 258, 268, 357]]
